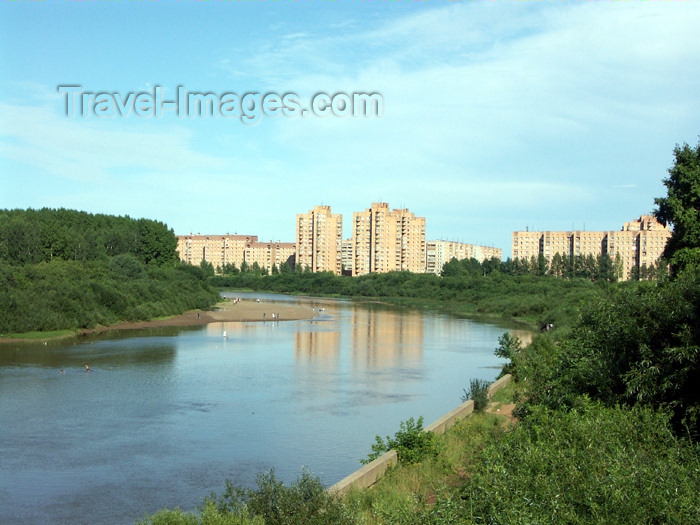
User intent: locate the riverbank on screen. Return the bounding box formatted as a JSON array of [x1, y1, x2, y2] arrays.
[[0, 298, 318, 343]]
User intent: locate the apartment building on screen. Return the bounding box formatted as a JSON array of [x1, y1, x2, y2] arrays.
[[176, 234, 295, 273], [608, 215, 671, 279], [295, 205, 343, 275], [511, 215, 671, 280], [176, 234, 257, 270], [244, 241, 296, 272], [351, 203, 426, 276], [425, 240, 503, 275], [341, 239, 354, 275]]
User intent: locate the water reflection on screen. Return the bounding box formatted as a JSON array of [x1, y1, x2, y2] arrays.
[[0, 294, 530, 525], [350, 305, 424, 369], [0, 335, 178, 369]]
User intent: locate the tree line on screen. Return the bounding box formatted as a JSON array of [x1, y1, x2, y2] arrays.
[[0, 209, 218, 335], [136, 139, 700, 525], [0, 208, 179, 266], [207, 249, 663, 283]]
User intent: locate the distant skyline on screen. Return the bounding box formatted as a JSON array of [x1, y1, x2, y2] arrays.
[[1, 1, 699, 253]]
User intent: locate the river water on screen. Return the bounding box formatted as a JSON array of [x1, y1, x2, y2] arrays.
[[0, 293, 528, 525]]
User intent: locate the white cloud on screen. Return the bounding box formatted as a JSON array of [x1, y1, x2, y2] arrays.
[[0, 99, 227, 182], [2, 1, 698, 246]]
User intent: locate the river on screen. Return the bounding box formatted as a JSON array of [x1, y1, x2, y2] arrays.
[[0, 293, 529, 525]]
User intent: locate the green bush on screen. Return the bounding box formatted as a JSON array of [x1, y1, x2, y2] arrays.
[[457, 402, 700, 525], [138, 469, 353, 525], [461, 378, 490, 412], [362, 416, 439, 465]]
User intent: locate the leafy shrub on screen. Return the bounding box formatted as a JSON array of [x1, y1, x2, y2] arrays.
[[461, 378, 490, 412], [457, 402, 700, 525], [362, 416, 439, 465], [493, 332, 522, 377], [139, 469, 353, 525]]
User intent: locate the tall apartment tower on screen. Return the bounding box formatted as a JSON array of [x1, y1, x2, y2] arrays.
[[295, 205, 343, 275], [352, 203, 426, 276]]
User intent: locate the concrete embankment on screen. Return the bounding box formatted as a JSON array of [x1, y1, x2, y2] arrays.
[[328, 374, 512, 495]]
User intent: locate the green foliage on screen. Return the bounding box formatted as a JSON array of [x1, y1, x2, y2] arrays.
[[362, 416, 439, 465], [139, 469, 352, 525], [212, 269, 608, 334], [0, 208, 178, 266], [461, 378, 490, 412], [349, 396, 699, 525], [0, 258, 218, 334], [511, 271, 700, 439], [136, 508, 200, 525], [0, 208, 219, 334], [655, 139, 700, 275], [454, 402, 700, 525], [493, 332, 522, 377]]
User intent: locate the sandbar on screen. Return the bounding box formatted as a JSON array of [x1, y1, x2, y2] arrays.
[[1, 298, 319, 343]]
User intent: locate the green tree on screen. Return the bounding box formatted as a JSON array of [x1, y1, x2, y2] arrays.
[[549, 252, 565, 277], [654, 139, 700, 275], [494, 332, 522, 377], [199, 259, 215, 278]]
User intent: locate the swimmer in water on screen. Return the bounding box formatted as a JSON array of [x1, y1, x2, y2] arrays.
[[85, 364, 90, 372]]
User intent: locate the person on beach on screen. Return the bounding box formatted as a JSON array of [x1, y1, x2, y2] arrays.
[[84, 364, 90, 372]]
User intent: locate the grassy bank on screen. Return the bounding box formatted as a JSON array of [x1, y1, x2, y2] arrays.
[[138, 375, 699, 525]]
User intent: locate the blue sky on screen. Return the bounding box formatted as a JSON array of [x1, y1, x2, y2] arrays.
[[1, 1, 699, 256]]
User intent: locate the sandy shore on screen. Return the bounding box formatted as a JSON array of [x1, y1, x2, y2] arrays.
[[1, 299, 318, 343], [85, 298, 318, 333]]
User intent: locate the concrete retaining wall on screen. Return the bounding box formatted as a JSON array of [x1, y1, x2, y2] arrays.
[[327, 450, 397, 495], [424, 399, 474, 435], [488, 373, 512, 397], [328, 374, 512, 495]]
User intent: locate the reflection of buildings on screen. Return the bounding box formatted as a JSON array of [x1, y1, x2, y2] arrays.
[[508, 328, 533, 347], [204, 321, 259, 337], [350, 306, 424, 369], [294, 329, 341, 362]]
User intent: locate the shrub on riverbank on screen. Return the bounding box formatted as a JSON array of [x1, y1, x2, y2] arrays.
[[362, 416, 440, 466], [137, 469, 353, 525]]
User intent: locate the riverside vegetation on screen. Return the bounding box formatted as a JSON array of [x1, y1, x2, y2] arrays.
[[0, 208, 218, 336], [2, 142, 699, 523], [137, 141, 700, 524]]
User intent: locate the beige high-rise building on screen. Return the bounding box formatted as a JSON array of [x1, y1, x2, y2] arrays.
[[426, 240, 502, 274], [352, 203, 426, 276], [511, 215, 671, 280], [176, 234, 295, 273], [177, 234, 257, 270], [295, 205, 343, 275], [608, 215, 671, 279], [244, 241, 296, 273], [341, 239, 354, 275]]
